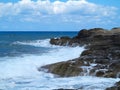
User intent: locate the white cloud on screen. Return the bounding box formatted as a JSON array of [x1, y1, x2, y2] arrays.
[[0, 0, 117, 16], [0, 0, 118, 25]]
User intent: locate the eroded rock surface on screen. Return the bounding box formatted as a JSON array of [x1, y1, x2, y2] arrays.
[[39, 28, 120, 78]]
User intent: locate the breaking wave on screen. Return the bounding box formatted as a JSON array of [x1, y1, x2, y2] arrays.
[[12, 39, 54, 48], [0, 39, 119, 90]]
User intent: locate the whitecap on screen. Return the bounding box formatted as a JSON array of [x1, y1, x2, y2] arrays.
[[0, 46, 85, 78], [12, 39, 54, 48], [0, 40, 119, 90]]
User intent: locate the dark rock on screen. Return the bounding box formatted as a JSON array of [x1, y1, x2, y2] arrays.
[[96, 70, 105, 77], [50, 36, 71, 46], [76, 28, 107, 39], [109, 60, 120, 71], [104, 72, 116, 78], [95, 59, 109, 64], [77, 29, 90, 38], [39, 28, 120, 78], [40, 59, 84, 77]]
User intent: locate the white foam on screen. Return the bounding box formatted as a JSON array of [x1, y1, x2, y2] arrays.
[[12, 39, 55, 47], [0, 75, 119, 90], [0, 40, 119, 90], [0, 46, 84, 78], [80, 63, 97, 76]]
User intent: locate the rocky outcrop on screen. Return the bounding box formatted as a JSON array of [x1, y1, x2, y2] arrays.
[[50, 28, 120, 46], [40, 58, 86, 77], [50, 36, 71, 46], [39, 28, 120, 78]]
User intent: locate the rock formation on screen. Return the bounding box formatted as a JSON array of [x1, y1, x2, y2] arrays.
[[38, 27, 120, 88]]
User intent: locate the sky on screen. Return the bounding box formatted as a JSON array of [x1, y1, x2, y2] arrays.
[[0, 0, 120, 31]]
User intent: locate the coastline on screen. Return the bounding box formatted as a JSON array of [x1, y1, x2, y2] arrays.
[[39, 28, 120, 89]]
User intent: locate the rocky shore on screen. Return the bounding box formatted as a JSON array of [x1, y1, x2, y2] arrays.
[[39, 28, 120, 89]]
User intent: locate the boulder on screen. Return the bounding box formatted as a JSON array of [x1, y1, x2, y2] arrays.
[[40, 59, 84, 77], [50, 36, 71, 46]]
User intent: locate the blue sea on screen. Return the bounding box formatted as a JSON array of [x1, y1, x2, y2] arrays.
[[0, 31, 119, 90]]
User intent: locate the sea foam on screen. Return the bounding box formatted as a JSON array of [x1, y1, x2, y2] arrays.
[[12, 39, 54, 47], [0, 39, 119, 90], [0, 39, 85, 78]]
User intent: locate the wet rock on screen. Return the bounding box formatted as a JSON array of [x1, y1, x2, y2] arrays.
[[96, 70, 105, 77], [50, 36, 71, 46], [40, 59, 84, 77], [104, 72, 116, 78], [39, 27, 120, 78], [95, 59, 109, 64]]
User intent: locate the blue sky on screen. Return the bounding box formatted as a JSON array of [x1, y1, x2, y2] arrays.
[[0, 0, 120, 31]]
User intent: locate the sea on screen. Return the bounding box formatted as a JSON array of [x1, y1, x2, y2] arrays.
[[0, 31, 119, 90]]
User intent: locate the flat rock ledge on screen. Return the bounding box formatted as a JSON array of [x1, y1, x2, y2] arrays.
[[38, 27, 120, 89]]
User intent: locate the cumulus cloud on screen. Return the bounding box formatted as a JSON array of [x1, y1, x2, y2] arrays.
[[0, 0, 117, 16], [0, 0, 118, 29]]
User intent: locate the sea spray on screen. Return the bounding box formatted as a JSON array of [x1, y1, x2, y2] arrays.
[[12, 39, 52, 48], [0, 32, 120, 90], [0, 39, 85, 79]]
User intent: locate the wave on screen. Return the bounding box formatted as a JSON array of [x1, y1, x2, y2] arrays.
[[0, 75, 119, 90], [0, 46, 85, 78], [12, 39, 54, 48], [0, 40, 119, 90]]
